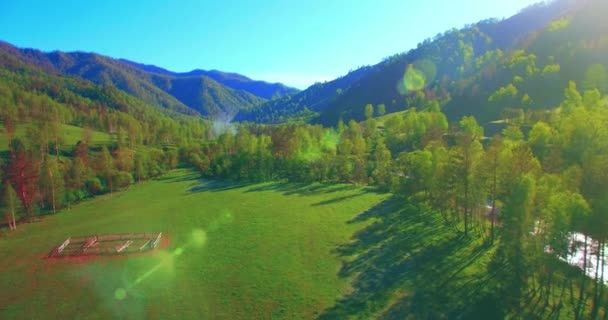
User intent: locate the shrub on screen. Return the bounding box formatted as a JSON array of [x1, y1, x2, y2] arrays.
[[85, 177, 104, 195], [113, 171, 134, 190]]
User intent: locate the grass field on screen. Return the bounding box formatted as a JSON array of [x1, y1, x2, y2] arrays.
[[1, 169, 602, 319], [0, 169, 390, 319], [0, 123, 112, 153]]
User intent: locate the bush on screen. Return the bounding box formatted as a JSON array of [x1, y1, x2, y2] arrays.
[[113, 171, 133, 190], [85, 177, 104, 195]]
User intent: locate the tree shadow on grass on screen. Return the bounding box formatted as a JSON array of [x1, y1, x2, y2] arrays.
[[187, 180, 256, 193], [154, 171, 200, 183], [311, 193, 369, 206], [183, 176, 368, 197], [246, 182, 365, 197], [319, 196, 499, 320]]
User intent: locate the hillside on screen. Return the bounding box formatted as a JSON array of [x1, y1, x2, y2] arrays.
[[236, 0, 603, 126], [121, 60, 299, 100], [0, 42, 297, 118]]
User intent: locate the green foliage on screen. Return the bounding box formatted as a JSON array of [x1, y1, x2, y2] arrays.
[[377, 103, 386, 116], [547, 17, 572, 32], [364, 103, 374, 119], [1, 1, 608, 317], [112, 171, 133, 190]]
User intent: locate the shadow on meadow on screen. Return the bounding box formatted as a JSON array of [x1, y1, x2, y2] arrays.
[[186, 176, 374, 202], [318, 197, 502, 320]]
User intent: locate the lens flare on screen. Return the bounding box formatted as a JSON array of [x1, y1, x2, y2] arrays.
[[399, 65, 426, 94], [397, 60, 437, 95], [113, 214, 229, 301], [114, 288, 127, 300], [191, 229, 207, 248], [208, 210, 234, 231]]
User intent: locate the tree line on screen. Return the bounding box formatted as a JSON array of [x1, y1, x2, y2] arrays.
[[1, 75, 607, 316], [183, 82, 607, 317]]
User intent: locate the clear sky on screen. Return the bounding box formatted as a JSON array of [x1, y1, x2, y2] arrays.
[[0, 0, 540, 89]]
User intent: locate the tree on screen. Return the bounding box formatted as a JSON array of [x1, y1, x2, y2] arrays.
[[98, 146, 115, 194], [560, 81, 583, 113], [455, 116, 485, 236], [405, 149, 434, 196], [2, 182, 18, 230], [6, 139, 40, 219], [483, 136, 508, 243], [134, 152, 150, 183], [1, 103, 18, 152], [377, 104, 386, 117], [39, 157, 64, 214], [364, 104, 374, 120], [372, 138, 391, 190], [65, 158, 89, 206], [491, 175, 536, 315], [528, 121, 553, 162]]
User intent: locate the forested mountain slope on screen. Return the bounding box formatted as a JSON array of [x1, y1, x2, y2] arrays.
[[0, 42, 296, 118], [121, 60, 299, 100], [236, 0, 604, 126]]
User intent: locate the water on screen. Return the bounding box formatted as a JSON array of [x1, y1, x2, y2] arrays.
[[561, 232, 607, 284]]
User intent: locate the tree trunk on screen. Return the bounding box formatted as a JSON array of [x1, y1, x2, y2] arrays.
[[592, 239, 602, 318], [464, 167, 469, 237], [47, 165, 56, 215], [600, 241, 605, 318], [108, 174, 113, 195], [577, 234, 589, 319], [55, 137, 59, 158], [11, 207, 16, 230], [6, 214, 13, 230], [490, 198, 496, 244], [9, 193, 16, 230]]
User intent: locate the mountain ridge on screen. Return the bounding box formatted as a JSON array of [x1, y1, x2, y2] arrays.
[[0, 41, 296, 118], [235, 0, 595, 126]]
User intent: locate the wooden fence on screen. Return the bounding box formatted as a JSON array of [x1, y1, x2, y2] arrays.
[[48, 232, 162, 258]]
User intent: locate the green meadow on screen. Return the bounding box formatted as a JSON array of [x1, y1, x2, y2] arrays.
[[0, 124, 112, 154], [0, 169, 391, 319], [0, 169, 600, 319]]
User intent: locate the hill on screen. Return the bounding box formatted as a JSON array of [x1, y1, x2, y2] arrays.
[[121, 60, 299, 100], [0, 42, 297, 118], [236, 0, 605, 126]]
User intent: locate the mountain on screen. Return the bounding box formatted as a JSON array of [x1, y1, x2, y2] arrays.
[[0, 41, 210, 148], [0, 42, 296, 118], [238, 0, 603, 126], [1, 0, 605, 127], [234, 65, 373, 123], [120, 60, 299, 100]]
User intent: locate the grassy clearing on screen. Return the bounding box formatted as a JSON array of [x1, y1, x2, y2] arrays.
[[0, 123, 112, 153], [0, 169, 389, 319], [1, 169, 602, 319]]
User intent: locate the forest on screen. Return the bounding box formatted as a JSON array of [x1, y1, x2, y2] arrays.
[[1, 0, 608, 318]]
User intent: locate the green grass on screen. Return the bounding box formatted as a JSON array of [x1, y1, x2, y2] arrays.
[[1, 169, 603, 319], [0, 169, 389, 319], [0, 123, 112, 153]]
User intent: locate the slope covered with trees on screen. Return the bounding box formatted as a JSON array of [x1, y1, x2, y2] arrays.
[[1, 0, 608, 318], [0, 49, 212, 225], [0, 42, 297, 118], [122, 61, 299, 100], [182, 78, 608, 318], [236, 0, 604, 128]]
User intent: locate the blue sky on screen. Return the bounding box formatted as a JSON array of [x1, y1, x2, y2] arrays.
[[0, 0, 540, 89]]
